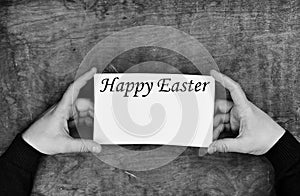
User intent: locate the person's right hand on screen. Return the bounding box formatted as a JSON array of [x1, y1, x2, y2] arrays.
[[208, 70, 285, 155]]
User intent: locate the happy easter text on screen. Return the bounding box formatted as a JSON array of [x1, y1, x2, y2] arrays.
[[99, 77, 211, 97]]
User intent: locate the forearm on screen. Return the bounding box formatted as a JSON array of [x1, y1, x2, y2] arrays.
[[0, 134, 44, 196], [265, 131, 300, 196]]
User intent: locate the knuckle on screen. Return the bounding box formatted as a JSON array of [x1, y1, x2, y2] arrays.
[[243, 101, 254, 114], [217, 123, 224, 131], [222, 114, 226, 122], [218, 142, 229, 153], [80, 145, 87, 152], [215, 116, 222, 126]]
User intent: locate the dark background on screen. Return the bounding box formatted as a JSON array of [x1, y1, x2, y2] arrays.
[[0, 0, 299, 195]]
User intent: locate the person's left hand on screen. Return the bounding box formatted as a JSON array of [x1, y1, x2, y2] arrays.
[[22, 68, 101, 155]]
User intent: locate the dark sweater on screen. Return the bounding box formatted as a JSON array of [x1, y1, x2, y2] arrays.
[[0, 131, 299, 196]]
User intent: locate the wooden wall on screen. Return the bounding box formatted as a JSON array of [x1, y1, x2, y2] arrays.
[[0, 0, 299, 195]]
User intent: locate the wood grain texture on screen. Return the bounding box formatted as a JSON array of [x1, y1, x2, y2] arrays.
[[0, 0, 299, 195]]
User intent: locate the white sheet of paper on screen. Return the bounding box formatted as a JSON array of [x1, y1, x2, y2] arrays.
[[94, 73, 215, 147]]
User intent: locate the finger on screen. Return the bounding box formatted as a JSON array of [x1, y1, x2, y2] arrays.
[[88, 109, 94, 118], [74, 111, 93, 126], [78, 108, 94, 118], [58, 68, 97, 112], [215, 99, 233, 114], [65, 139, 101, 153], [72, 108, 94, 121], [74, 110, 94, 120], [85, 117, 93, 127], [224, 123, 231, 131], [210, 70, 248, 107], [76, 98, 94, 112], [78, 116, 93, 127], [214, 113, 230, 127], [40, 104, 58, 118], [207, 138, 241, 154], [213, 124, 224, 140], [79, 111, 89, 118], [84, 117, 93, 127], [213, 123, 231, 140]]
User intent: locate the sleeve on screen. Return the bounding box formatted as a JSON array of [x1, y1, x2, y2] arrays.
[[265, 131, 300, 196], [0, 133, 44, 196]]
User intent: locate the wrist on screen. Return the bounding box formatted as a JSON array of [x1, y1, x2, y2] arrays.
[[268, 127, 285, 151], [265, 131, 300, 177], [2, 133, 45, 172], [22, 131, 45, 155]]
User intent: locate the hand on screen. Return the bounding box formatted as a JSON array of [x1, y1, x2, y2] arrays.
[[22, 68, 101, 155], [208, 70, 285, 155]]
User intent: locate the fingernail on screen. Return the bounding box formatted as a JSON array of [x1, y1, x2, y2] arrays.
[[92, 146, 101, 153]]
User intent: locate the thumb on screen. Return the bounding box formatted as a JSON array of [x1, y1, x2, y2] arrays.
[[66, 139, 102, 153], [207, 138, 240, 154], [210, 70, 248, 108]]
